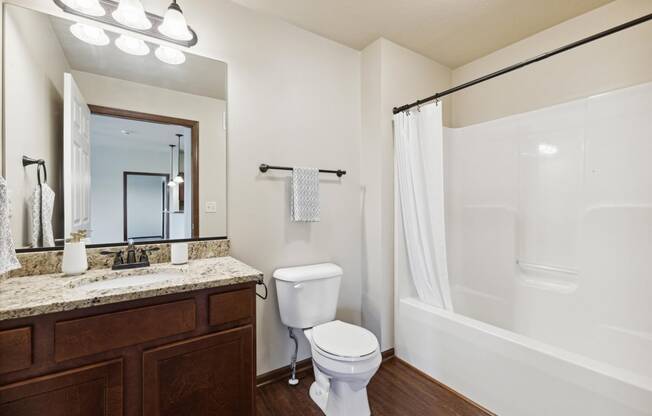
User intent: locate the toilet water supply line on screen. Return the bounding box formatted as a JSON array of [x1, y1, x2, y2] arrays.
[[289, 328, 299, 386], [253, 277, 295, 384]]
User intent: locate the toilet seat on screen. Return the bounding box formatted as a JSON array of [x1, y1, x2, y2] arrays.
[[312, 320, 378, 360]]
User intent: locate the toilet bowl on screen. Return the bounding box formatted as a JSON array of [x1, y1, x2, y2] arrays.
[[304, 320, 381, 416], [273, 263, 382, 416]]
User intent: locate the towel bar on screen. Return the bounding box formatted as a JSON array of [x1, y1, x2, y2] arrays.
[[259, 164, 346, 177]]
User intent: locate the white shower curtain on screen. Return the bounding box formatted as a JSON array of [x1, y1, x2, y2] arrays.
[[394, 102, 453, 310]]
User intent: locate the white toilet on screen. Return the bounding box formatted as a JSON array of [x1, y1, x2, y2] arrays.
[[274, 263, 381, 416]]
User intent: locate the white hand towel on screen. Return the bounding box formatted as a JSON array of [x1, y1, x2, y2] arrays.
[[30, 183, 55, 248], [291, 167, 320, 222], [0, 177, 20, 274]]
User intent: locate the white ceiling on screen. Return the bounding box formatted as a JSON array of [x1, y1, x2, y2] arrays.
[[49, 15, 227, 100], [229, 0, 614, 68], [91, 115, 191, 152]]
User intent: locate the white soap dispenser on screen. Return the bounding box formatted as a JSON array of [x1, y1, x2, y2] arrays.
[[62, 230, 88, 276]]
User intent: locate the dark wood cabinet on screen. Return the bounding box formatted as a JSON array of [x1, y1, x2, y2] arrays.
[[143, 326, 254, 416], [0, 283, 256, 416], [0, 359, 123, 416], [0, 327, 31, 374]]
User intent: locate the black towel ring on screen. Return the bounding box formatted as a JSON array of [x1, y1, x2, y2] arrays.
[[22, 156, 47, 185], [37, 162, 47, 186], [256, 277, 268, 300]]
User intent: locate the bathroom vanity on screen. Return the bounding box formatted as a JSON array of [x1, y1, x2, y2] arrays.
[[0, 257, 261, 416]]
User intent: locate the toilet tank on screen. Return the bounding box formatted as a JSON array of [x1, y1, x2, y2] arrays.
[[273, 263, 342, 329]]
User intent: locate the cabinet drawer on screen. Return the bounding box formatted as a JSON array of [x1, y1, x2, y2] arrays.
[[209, 289, 254, 326], [0, 327, 31, 374], [55, 300, 196, 362]]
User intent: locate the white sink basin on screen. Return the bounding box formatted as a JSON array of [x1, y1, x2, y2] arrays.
[[75, 272, 186, 292]]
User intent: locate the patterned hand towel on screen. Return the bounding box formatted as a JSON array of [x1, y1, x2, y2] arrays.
[[291, 167, 320, 222], [0, 177, 20, 274], [30, 183, 55, 248]]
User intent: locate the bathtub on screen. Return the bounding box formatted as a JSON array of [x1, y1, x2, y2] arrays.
[[395, 297, 652, 416]]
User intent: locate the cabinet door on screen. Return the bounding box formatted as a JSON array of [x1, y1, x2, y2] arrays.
[[143, 326, 254, 416], [0, 360, 122, 416]]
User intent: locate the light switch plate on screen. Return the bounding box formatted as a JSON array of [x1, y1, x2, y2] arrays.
[[205, 201, 217, 213]]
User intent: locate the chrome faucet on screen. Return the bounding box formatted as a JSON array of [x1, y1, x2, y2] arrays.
[[101, 240, 160, 270]]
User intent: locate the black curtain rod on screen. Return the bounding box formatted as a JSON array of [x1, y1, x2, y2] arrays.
[[393, 12, 652, 115], [259, 164, 346, 177]]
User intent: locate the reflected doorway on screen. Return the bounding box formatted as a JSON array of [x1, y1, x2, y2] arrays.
[[123, 172, 169, 241]]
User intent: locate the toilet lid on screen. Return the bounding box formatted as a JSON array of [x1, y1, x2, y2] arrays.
[[312, 320, 378, 358]]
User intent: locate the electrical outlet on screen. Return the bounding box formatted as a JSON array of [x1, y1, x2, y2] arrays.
[[205, 201, 217, 213]]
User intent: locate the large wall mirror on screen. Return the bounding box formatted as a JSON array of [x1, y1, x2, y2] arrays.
[[2, 4, 227, 250]]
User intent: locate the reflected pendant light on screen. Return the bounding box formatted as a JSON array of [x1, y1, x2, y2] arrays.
[[158, 0, 192, 41], [173, 134, 185, 184], [167, 145, 177, 187], [112, 0, 152, 30], [115, 34, 150, 56], [70, 22, 110, 46], [61, 0, 105, 17]]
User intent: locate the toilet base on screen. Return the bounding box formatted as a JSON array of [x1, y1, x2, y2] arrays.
[[309, 380, 371, 416], [309, 381, 328, 412]]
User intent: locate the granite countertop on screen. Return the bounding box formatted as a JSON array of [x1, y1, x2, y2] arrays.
[[0, 256, 263, 321]]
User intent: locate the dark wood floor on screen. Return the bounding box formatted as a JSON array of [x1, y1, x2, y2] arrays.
[[257, 357, 492, 416]]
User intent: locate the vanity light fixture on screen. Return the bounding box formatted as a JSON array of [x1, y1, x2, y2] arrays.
[[173, 134, 185, 184], [60, 0, 105, 17], [70, 22, 110, 46], [158, 0, 192, 41], [53, 0, 198, 48], [155, 45, 186, 65], [112, 0, 151, 30], [115, 34, 150, 56]]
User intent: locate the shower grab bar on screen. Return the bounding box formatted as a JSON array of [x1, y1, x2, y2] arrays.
[[516, 260, 578, 275]]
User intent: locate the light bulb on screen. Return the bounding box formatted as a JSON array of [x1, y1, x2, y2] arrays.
[[112, 0, 152, 30], [61, 0, 105, 16], [538, 143, 558, 156], [115, 34, 150, 56], [158, 1, 192, 41], [155, 45, 185, 65], [70, 23, 110, 46]]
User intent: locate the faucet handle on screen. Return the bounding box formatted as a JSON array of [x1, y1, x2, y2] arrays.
[[138, 247, 160, 263], [100, 250, 123, 266]]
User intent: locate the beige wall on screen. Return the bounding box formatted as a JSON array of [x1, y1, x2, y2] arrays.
[[4, 5, 69, 246], [1, 0, 362, 375], [451, 0, 652, 127], [361, 38, 451, 350], [71, 70, 227, 239]]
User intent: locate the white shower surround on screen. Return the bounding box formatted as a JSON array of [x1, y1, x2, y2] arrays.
[[395, 81, 652, 415]]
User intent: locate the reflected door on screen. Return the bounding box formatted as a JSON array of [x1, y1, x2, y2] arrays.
[[63, 72, 91, 238], [124, 173, 168, 241]]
